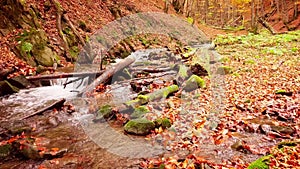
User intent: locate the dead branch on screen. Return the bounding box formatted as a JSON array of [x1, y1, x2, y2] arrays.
[[78, 57, 136, 97], [26, 71, 105, 81], [21, 98, 66, 120]]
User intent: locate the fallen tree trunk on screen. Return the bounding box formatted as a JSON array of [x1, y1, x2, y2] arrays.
[[78, 57, 136, 97], [26, 71, 105, 81], [21, 98, 66, 120], [258, 17, 277, 34]]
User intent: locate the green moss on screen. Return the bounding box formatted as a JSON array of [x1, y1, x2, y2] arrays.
[[186, 17, 194, 25], [131, 106, 150, 119], [137, 95, 149, 104], [0, 144, 12, 158], [219, 57, 230, 63], [155, 118, 172, 129], [248, 155, 270, 169], [275, 89, 286, 94], [70, 46, 79, 58], [162, 85, 179, 98], [98, 105, 113, 119], [244, 59, 256, 65], [78, 20, 87, 30]]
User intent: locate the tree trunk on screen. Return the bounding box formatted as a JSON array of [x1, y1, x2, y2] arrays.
[[294, 0, 299, 20], [204, 0, 209, 23], [251, 0, 256, 31]]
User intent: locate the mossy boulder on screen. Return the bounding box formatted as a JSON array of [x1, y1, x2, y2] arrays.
[[154, 118, 172, 129], [216, 66, 233, 75], [0, 80, 19, 96], [131, 106, 150, 119], [183, 75, 206, 91], [33, 46, 56, 67], [124, 118, 155, 135], [17, 29, 56, 67]]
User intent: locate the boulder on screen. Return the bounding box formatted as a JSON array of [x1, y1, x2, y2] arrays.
[[33, 46, 55, 67], [183, 75, 206, 91], [124, 118, 155, 135]]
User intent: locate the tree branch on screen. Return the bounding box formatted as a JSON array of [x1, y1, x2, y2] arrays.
[[78, 57, 136, 97]]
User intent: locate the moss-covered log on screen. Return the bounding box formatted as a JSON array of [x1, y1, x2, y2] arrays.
[[125, 85, 179, 107]]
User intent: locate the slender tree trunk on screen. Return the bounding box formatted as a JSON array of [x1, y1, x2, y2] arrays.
[[294, 0, 299, 19], [204, 0, 209, 23], [251, 0, 255, 30], [281, 0, 288, 23]]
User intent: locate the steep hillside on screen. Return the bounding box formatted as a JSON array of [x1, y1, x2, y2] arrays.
[[0, 0, 170, 78]]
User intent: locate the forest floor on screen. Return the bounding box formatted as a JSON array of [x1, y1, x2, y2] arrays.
[[0, 30, 299, 169]]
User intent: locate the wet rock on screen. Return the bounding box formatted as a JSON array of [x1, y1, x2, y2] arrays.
[[47, 116, 59, 126], [0, 144, 12, 158], [131, 106, 150, 119], [7, 75, 33, 89], [124, 118, 155, 135], [0, 80, 19, 96], [154, 118, 172, 129], [183, 75, 206, 91]]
